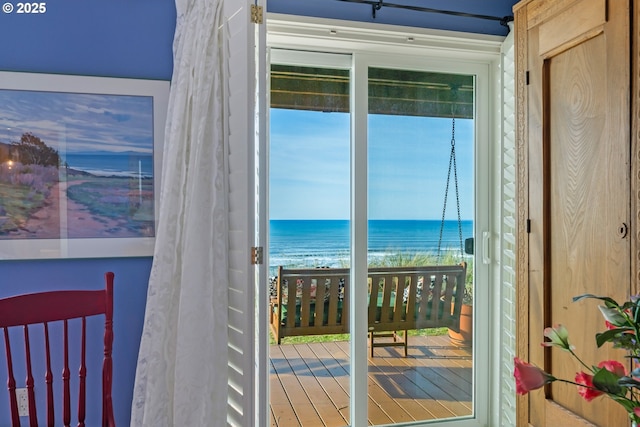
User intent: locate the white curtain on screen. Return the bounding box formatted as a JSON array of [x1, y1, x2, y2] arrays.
[[130, 0, 229, 425]]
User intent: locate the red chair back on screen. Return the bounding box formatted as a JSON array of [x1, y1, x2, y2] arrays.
[[0, 272, 115, 427]]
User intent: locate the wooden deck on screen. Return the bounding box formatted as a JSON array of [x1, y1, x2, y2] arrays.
[[270, 334, 473, 427]]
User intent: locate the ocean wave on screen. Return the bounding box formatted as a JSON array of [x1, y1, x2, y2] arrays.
[[70, 167, 153, 179], [268, 219, 472, 274]]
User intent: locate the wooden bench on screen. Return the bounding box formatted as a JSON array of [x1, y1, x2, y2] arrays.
[[269, 263, 467, 356]]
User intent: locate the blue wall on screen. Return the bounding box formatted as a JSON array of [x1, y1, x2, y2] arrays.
[[0, 0, 175, 79], [0, 1, 517, 425], [0, 1, 175, 425]]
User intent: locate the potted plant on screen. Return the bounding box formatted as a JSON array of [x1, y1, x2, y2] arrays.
[[448, 274, 473, 347]]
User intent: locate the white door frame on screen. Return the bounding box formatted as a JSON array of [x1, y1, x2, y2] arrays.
[[264, 14, 504, 426]]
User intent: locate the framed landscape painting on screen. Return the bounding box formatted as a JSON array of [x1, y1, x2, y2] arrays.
[[0, 72, 169, 259]]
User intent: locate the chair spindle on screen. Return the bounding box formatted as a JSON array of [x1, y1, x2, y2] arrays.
[[78, 317, 87, 427], [4, 327, 19, 427], [44, 322, 54, 427], [23, 325, 37, 427], [63, 319, 70, 427]]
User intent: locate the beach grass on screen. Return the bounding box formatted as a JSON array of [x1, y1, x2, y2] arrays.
[[0, 182, 48, 232], [269, 327, 449, 345], [0, 163, 58, 233], [66, 176, 154, 221]]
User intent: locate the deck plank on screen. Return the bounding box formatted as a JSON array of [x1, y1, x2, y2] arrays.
[[270, 356, 301, 426], [406, 353, 472, 401], [367, 357, 445, 420], [298, 343, 350, 422], [324, 341, 394, 426], [329, 340, 421, 426], [280, 344, 349, 426], [372, 343, 469, 419], [271, 345, 325, 426], [270, 334, 472, 427]]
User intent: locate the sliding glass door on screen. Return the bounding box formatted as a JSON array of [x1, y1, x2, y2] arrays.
[[267, 48, 491, 427], [268, 51, 353, 426], [366, 66, 475, 424]]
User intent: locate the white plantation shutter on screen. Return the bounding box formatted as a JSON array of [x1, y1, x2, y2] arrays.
[[499, 22, 517, 427], [226, 0, 266, 425]]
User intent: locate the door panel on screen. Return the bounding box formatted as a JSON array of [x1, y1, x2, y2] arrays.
[[547, 32, 626, 425], [521, 0, 631, 426], [268, 57, 352, 427], [366, 67, 475, 425], [537, 0, 605, 57]]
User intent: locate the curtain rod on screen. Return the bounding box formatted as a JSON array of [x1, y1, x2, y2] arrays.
[[334, 0, 514, 28]]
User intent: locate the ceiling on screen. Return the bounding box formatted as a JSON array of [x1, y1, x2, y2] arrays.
[[268, 1, 517, 116], [267, 0, 520, 36]]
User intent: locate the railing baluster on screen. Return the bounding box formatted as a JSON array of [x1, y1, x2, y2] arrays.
[[430, 275, 443, 322]]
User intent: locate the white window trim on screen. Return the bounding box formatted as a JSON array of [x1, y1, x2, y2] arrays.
[[268, 13, 503, 60], [496, 22, 517, 427], [265, 14, 508, 427]]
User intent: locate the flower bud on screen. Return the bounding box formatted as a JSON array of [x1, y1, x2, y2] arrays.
[[513, 357, 555, 395]]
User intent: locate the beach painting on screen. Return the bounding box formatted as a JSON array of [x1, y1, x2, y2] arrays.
[[0, 72, 169, 259]]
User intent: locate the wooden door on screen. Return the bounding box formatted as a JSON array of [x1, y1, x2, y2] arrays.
[[515, 0, 631, 426]]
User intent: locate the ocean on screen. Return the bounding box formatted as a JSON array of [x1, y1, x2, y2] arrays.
[[64, 153, 153, 178], [269, 219, 473, 273]]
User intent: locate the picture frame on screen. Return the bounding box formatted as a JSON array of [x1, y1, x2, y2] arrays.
[[0, 71, 170, 259]]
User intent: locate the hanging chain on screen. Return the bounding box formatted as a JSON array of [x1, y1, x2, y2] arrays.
[[436, 117, 453, 260], [437, 90, 464, 262], [452, 122, 464, 259]]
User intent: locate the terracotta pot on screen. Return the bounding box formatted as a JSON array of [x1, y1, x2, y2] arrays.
[[448, 303, 472, 347]]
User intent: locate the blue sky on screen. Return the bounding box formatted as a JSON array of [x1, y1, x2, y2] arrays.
[[270, 109, 474, 220], [0, 89, 154, 155]]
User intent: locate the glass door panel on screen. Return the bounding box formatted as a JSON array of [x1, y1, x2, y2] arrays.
[[367, 67, 475, 424], [268, 61, 352, 427]]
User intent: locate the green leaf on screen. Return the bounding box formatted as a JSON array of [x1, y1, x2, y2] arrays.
[[595, 328, 635, 347], [592, 368, 623, 395], [618, 376, 640, 388], [573, 294, 620, 307], [598, 306, 628, 326]]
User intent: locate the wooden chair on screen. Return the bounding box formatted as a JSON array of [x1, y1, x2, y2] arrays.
[[0, 272, 115, 427]]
